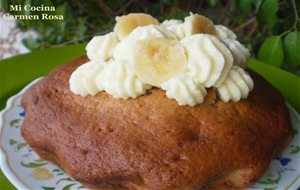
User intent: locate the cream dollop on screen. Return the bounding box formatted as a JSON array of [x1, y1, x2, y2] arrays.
[[86, 32, 119, 62], [222, 39, 250, 68], [69, 61, 105, 96], [95, 60, 151, 99], [215, 25, 236, 40], [70, 13, 253, 106], [215, 25, 250, 68], [181, 34, 233, 88], [161, 75, 207, 106], [217, 65, 254, 102], [113, 25, 176, 61], [161, 19, 185, 39]]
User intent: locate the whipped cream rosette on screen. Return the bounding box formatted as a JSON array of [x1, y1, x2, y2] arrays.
[[69, 12, 254, 106]]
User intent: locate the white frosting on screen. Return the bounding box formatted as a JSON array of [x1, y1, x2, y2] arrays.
[[181, 34, 233, 88], [215, 25, 236, 39], [222, 39, 250, 68], [129, 25, 177, 40], [70, 13, 253, 106], [215, 25, 250, 68], [217, 66, 254, 102], [161, 75, 207, 106], [161, 19, 185, 39], [69, 61, 105, 96], [95, 60, 151, 99], [113, 25, 176, 61], [86, 32, 119, 62]]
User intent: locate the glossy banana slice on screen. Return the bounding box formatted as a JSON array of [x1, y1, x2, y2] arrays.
[[113, 25, 176, 61], [114, 13, 159, 40], [184, 13, 216, 36], [217, 65, 254, 102], [131, 37, 187, 87]]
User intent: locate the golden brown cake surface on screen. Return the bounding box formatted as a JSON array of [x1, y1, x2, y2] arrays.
[[21, 56, 293, 190]]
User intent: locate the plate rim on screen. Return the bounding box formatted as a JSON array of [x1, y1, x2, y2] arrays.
[[0, 78, 299, 190]]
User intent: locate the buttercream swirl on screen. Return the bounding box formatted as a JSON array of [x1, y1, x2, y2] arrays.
[[217, 65, 254, 102], [95, 60, 151, 99], [161, 75, 207, 106], [181, 34, 233, 88], [222, 39, 250, 68], [161, 19, 186, 39], [86, 32, 119, 62], [215, 25, 237, 39], [69, 61, 105, 96]]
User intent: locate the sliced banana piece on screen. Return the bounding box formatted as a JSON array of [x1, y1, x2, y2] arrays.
[[95, 60, 151, 99], [86, 32, 119, 62], [69, 61, 105, 96], [114, 13, 159, 40], [161, 75, 207, 106], [181, 34, 233, 88], [184, 13, 216, 36], [217, 65, 254, 102], [131, 37, 187, 87], [113, 25, 176, 61]]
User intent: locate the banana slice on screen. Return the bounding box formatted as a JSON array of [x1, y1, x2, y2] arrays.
[[184, 13, 216, 36], [114, 13, 159, 40], [86, 32, 119, 62], [161, 75, 207, 106], [69, 61, 105, 96], [131, 37, 187, 87], [113, 25, 176, 61], [217, 65, 254, 102], [181, 34, 233, 88]]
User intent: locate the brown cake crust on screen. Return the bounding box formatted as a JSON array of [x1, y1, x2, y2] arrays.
[[21, 56, 293, 190]]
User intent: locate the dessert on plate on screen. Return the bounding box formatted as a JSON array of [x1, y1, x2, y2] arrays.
[[21, 13, 293, 189]]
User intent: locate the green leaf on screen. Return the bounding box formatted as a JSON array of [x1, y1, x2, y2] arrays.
[[17, 143, 28, 150], [23, 37, 40, 50], [283, 31, 300, 67], [56, 177, 74, 185], [9, 119, 20, 127], [208, 0, 218, 7], [42, 186, 55, 190], [258, 36, 283, 67], [291, 145, 300, 154], [52, 169, 61, 172], [9, 139, 18, 145], [62, 183, 77, 190], [257, 0, 279, 30], [21, 161, 48, 168], [236, 0, 253, 14]]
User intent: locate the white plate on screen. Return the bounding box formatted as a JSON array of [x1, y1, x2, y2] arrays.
[[1, 79, 300, 190]]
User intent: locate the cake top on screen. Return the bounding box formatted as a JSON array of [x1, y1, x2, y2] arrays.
[[69, 12, 253, 106]]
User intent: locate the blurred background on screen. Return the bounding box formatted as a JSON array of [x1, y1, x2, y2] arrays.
[[1, 0, 299, 75]]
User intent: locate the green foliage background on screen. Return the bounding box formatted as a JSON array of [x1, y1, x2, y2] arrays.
[[1, 0, 300, 75]]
